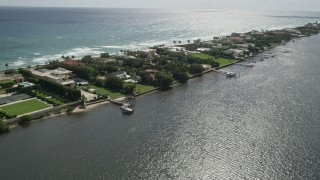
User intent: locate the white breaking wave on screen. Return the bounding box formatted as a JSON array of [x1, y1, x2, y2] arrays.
[[220, 32, 232, 36], [100, 44, 140, 50], [100, 45, 126, 49], [267, 25, 296, 30], [64, 47, 104, 57], [138, 41, 161, 46], [32, 47, 104, 64], [33, 53, 41, 56], [12, 60, 26, 66], [100, 40, 175, 51]]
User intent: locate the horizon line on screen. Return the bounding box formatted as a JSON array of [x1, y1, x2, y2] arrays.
[[0, 5, 319, 13]]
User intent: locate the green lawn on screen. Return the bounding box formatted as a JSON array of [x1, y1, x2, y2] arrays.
[[192, 53, 214, 59], [134, 84, 156, 95], [34, 90, 64, 106], [0, 79, 14, 84], [0, 79, 15, 88], [0, 99, 51, 116], [192, 53, 237, 67], [87, 85, 124, 99]]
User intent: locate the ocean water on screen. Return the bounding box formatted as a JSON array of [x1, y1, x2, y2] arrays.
[[0, 7, 320, 69]]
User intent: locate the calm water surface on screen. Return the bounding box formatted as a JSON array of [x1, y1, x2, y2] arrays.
[[0, 35, 320, 179]]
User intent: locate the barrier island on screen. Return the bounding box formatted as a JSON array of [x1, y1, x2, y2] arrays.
[[0, 22, 319, 132]]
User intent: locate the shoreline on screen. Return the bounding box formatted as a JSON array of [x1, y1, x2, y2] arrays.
[[6, 66, 226, 128], [7, 99, 111, 129], [73, 100, 110, 113], [48, 34, 306, 112], [1, 23, 320, 130]]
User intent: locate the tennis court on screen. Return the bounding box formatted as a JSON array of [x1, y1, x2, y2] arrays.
[[0, 93, 31, 105]]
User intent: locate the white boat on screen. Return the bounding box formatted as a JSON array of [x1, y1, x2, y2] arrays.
[[226, 72, 236, 77], [245, 63, 254, 67], [120, 105, 134, 114], [122, 103, 132, 107]]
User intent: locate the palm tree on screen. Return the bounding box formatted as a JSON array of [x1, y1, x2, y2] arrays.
[[173, 40, 176, 44], [5, 63, 8, 69], [178, 40, 181, 44], [187, 40, 190, 44]]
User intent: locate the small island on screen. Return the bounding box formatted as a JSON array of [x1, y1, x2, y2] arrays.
[[0, 22, 319, 133]]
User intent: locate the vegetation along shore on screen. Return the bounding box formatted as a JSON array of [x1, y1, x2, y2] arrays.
[[0, 22, 319, 133]]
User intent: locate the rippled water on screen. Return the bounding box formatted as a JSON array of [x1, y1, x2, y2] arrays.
[[0, 7, 320, 68], [0, 35, 320, 179]]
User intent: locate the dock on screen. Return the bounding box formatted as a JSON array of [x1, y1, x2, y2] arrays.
[[109, 99, 124, 106], [110, 97, 135, 114]]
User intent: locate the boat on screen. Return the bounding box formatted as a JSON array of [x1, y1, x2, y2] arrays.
[[122, 103, 132, 107], [226, 72, 236, 77], [120, 105, 134, 114], [245, 63, 254, 67]]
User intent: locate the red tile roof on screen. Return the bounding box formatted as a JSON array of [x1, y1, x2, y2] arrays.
[[62, 60, 83, 66]]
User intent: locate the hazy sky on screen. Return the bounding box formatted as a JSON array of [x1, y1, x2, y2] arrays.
[[1, 0, 320, 11]]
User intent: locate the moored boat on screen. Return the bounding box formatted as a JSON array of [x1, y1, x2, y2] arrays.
[[226, 72, 236, 77], [245, 63, 254, 67], [120, 105, 134, 114]]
